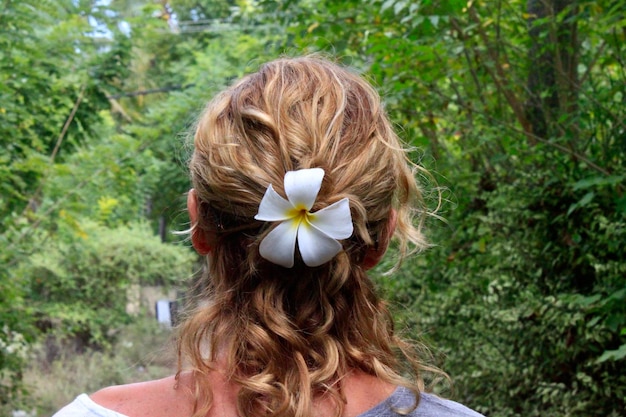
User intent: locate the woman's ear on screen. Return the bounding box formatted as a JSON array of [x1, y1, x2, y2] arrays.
[[187, 189, 212, 255], [362, 209, 397, 270]]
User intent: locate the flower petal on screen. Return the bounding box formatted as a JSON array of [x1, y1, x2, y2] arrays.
[[255, 184, 294, 221], [259, 219, 299, 268], [297, 222, 343, 267], [284, 168, 324, 210], [308, 198, 353, 239]]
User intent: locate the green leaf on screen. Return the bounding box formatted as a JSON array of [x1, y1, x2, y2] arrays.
[[567, 192, 595, 216], [381, 0, 396, 13], [572, 175, 625, 190], [596, 344, 626, 363]]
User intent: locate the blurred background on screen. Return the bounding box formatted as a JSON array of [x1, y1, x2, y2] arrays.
[[1, 0, 624, 416]]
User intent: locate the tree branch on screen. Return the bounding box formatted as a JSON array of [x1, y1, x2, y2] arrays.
[[468, 6, 534, 141], [22, 86, 86, 216], [50, 85, 86, 163]]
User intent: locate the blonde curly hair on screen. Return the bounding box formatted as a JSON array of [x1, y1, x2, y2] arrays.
[[179, 56, 435, 417]]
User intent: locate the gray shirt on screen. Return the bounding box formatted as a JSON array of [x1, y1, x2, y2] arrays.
[[364, 387, 485, 417]]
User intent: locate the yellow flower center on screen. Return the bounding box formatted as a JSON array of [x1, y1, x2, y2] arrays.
[[288, 206, 315, 230]]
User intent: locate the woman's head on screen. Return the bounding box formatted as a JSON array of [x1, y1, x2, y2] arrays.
[[189, 56, 427, 278], [182, 56, 432, 417]]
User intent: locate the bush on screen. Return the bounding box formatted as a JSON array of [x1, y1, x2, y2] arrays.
[[378, 166, 626, 416], [0, 217, 38, 407], [19, 220, 194, 350]]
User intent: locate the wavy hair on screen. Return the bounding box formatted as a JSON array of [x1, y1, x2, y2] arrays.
[[179, 56, 437, 417]]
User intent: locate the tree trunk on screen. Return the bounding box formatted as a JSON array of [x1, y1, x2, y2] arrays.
[[525, 0, 579, 140]]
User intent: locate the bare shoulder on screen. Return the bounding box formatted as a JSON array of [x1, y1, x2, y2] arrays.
[[90, 374, 194, 417]]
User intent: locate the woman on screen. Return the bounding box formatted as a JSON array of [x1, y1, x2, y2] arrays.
[[54, 56, 483, 417]]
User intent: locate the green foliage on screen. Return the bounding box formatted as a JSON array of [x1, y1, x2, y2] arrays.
[[18, 221, 194, 348], [0, 217, 38, 404], [0, 314, 31, 406], [389, 168, 626, 416], [39, 115, 165, 228], [0, 0, 120, 219]]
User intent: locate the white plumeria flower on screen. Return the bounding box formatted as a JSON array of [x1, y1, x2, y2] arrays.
[[254, 168, 353, 268]]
